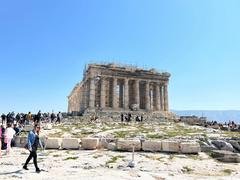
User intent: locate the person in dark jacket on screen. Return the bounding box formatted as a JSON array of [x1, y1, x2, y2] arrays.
[[1, 113, 6, 125], [23, 124, 43, 173]]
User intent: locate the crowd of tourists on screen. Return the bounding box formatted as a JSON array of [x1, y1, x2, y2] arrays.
[[120, 113, 144, 122], [1, 111, 63, 126], [0, 111, 63, 152], [0, 110, 63, 173]]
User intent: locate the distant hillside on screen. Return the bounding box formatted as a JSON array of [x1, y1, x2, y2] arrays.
[[172, 110, 240, 123]]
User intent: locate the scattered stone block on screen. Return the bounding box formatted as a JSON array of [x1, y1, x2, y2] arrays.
[[81, 138, 99, 150], [228, 140, 240, 152], [162, 140, 180, 153], [211, 140, 234, 152], [45, 138, 62, 149], [180, 142, 200, 154], [44, 124, 53, 130], [142, 140, 162, 152], [13, 136, 21, 147], [62, 138, 80, 150], [107, 143, 117, 151], [200, 142, 218, 152], [20, 137, 28, 146], [211, 150, 240, 163], [98, 138, 109, 149], [116, 139, 141, 152]]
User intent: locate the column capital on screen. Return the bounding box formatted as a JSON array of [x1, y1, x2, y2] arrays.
[[163, 81, 169, 86]]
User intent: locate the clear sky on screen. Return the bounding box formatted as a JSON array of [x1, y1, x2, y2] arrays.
[[0, 0, 240, 113]]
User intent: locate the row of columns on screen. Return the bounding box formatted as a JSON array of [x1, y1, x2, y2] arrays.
[[88, 77, 169, 112]]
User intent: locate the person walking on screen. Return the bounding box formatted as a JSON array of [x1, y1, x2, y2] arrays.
[[56, 112, 62, 124], [4, 123, 16, 155], [23, 124, 43, 173]]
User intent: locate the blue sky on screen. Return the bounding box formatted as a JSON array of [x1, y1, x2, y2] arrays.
[[0, 0, 240, 113]]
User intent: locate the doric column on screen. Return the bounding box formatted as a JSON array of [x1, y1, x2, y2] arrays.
[[124, 78, 129, 110], [164, 83, 169, 111], [145, 81, 150, 111], [100, 78, 106, 109], [135, 79, 140, 108], [89, 78, 95, 109], [160, 84, 163, 111], [68, 97, 71, 113], [112, 78, 118, 109], [83, 83, 87, 109], [156, 83, 161, 111]]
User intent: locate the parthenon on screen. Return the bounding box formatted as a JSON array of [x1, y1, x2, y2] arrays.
[[68, 63, 171, 114]]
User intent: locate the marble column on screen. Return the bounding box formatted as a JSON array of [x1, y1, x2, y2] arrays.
[[160, 84, 163, 111], [84, 83, 88, 109], [135, 80, 140, 108], [112, 78, 118, 109], [100, 78, 106, 109], [145, 81, 150, 111], [156, 83, 161, 111], [89, 78, 95, 109], [124, 78, 129, 110], [164, 83, 169, 111]]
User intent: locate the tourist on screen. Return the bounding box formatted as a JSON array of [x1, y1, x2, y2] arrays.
[[1, 113, 6, 125], [23, 124, 43, 173], [124, 114, 128, 122], [135, 116, 140, 122], [0, 125, 2, 158], [16, 113, 21, 123], [26, 112, 32, 125], [127, 113, 132, 122], [121, 113, 124, 122], [6, 112, 12, 124], [56, 112, 62, 124], [1, 125, 6, 150], [36, 110, 42, 123], [4, 123, 16, 155], [13, 124, 21, 136], [50, 112, 56, 123]]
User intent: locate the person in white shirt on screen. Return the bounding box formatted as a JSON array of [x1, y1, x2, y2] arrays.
[[4, 123, 16, 155]]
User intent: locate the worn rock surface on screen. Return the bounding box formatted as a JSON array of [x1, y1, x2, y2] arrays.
[[200, 142, 218, 152], [211, 150, 240, 163], [228, 140, 240, 152], [211, 140, 234, 152], [1, 148, 240, 180]]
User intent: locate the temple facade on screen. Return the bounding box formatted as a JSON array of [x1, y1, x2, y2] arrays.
[[68, 63, 171, 114]]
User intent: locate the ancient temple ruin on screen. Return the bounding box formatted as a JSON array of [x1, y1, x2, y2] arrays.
[[68, 63, 171, 114]]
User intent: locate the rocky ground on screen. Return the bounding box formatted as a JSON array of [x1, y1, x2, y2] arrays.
[[1, 147, 240, 180], [1, 116, 240, 179]]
